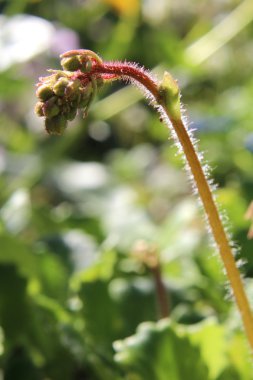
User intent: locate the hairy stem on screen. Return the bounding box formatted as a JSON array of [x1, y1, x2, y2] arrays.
[[168, 117, 253, 351], [35, 51, 253, 352], [93, 61, 253, 352]]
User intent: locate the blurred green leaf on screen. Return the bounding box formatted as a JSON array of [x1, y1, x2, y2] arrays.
[[4, 346, 42, 380], [0, 234, 37, 278], [0, 265, 30, 342], [114, 319, 209, 380], [187, 319, 227, 379]]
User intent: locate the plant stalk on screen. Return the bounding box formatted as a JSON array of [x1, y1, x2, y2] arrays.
[[151, 263, 170, 319], [93, 62, 253, 352], [167, 116, 253, 352], [36, 51, 253, 353]]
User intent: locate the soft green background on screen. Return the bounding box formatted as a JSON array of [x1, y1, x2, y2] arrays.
[[0, 0, 253, 378]]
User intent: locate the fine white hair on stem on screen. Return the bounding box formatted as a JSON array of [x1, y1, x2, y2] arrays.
[[114, 66, 244, 276], [156, 100, 244, 270]]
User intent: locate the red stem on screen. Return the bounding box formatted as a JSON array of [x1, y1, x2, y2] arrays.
[[91, 62, 160, 99]]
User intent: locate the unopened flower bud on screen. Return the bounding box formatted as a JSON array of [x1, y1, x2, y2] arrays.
[[53, 72, 65, 81], [78, 84, 93, 108], [45, 115, 67, 135], [80, 59, 92, 73], [36, 84, 54, 101], [66, 107, 77, 121], [53, 77, 69, 96], [43, 97, 60, 118], [65, 79, 81, 100], [69, 97, 80, 109], [61, 56, 81, 71], [158, 71, 181, 121], [34, 102, 44, 117]]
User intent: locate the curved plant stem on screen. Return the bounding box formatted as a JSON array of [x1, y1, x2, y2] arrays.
[[36, 52, 253, 353], [92, 61, 253, 353]]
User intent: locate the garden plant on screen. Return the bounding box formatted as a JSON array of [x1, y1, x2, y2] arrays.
[[2, 1, 253, 379], [34, 48, 253, 378]]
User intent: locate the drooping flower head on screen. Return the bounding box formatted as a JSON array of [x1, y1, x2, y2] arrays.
[[35, 50, 103, 135]]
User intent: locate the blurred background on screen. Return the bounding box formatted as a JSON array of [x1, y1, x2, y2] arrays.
[[0, 0, 253, 379]]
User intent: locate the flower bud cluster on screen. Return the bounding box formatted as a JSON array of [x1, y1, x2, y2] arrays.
[[34, 53, 98, 135]]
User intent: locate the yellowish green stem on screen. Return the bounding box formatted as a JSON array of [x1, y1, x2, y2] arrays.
[[167, 115, 253, 353]]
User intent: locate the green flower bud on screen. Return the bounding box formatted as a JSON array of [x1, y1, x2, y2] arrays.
[[53, 77, 69, 96], [65, 79, 81, 100], [34, 101, 44, 117], [53, 72, 65, 81], [45, 115, 67, 135], [158, 71, 181, 121], [78, 94, 92, 109], [36, 84, 54, 101], [43, 97, 60, 118], [70, 97, 80, 109], [78, 84, 93, 108], [80, 59, 92, 73], [61, 56, 81, 71], [66, 107, 77, 121]]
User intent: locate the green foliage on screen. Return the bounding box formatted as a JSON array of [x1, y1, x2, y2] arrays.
[[114, 319, 209, 380], [114, 319, 252, 380], [1, 0, 253, 378]]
